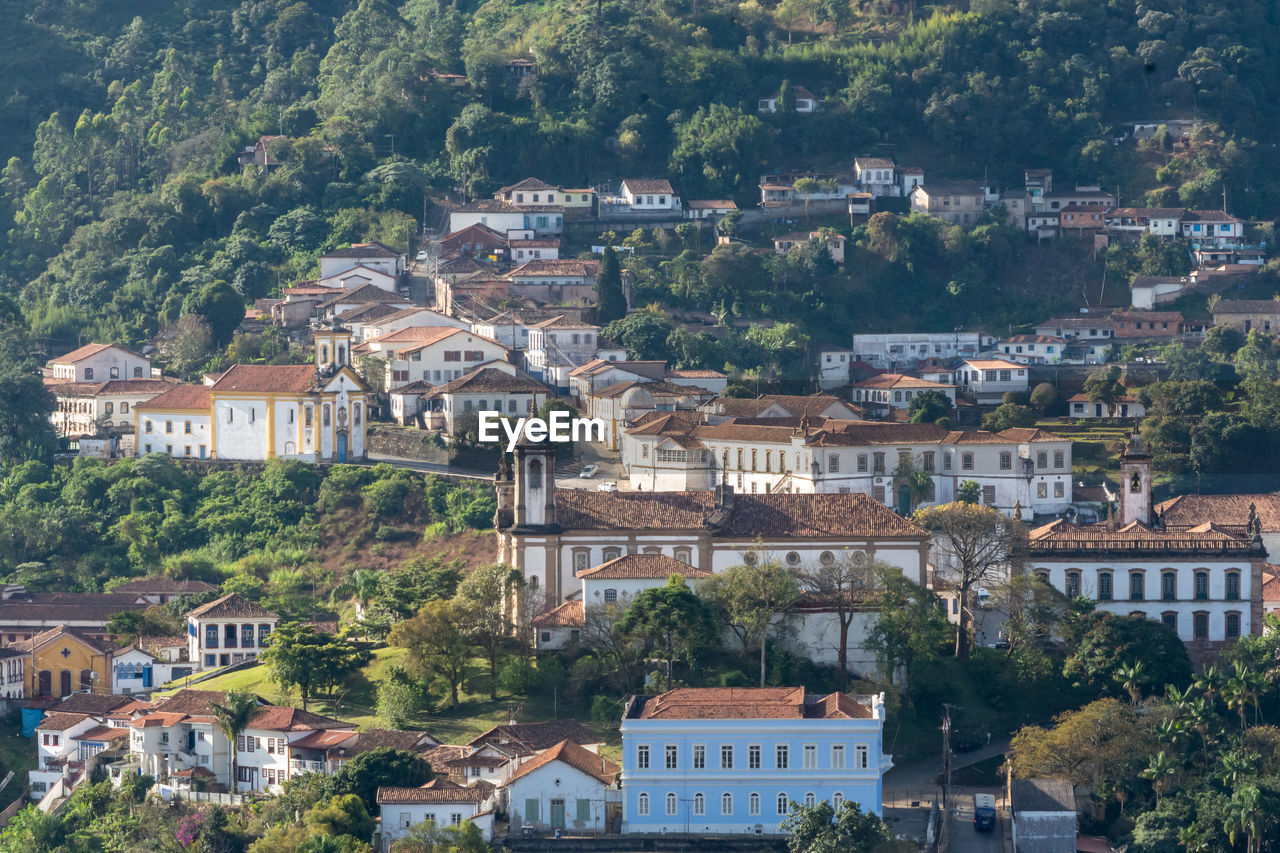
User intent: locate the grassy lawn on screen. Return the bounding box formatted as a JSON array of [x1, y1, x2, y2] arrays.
[[1037, 418, 1129, 485], [153, 650, 620, 755], [0, 715, 34, 805]]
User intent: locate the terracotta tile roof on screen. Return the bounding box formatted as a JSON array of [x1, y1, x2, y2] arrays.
[[667, 368, 727, 379], [627, 687, 873, 720], [508, 260, 600, 278], [209, 365, 317, 394], [960, 359, 1025, 371], [1213, 300, 1280, 314], [422, 744, 469, 767], [365, 326, 468, 347], [338, 303, 402, 324], [289, 729, 359, 751], [498, 177, 558, 193], [187, 593, 277, 620], [389, 380, 435, 395], [1263, 570, 1279, 603], [622, 179, 674, 195], [855, 157, 894, 169], [852, 373, 953, 390], [687, 200, 738, 209], [423, 367, 549, 397], [593, 379, 707, 400], [77, 725, 130, 742], [1067, 393, 1139, 404], [50, 343, 143, 364], [1000, 334, 1068, 344], [554, 491, 925, 538], [1182, 209, 1240, 223], [151, 690, 231, 716], [37, 712, 92, 732], [323, 243, 401, 259], [248, 706, 353, 732], [577, 554, 712, 580], [326, 728, 440, 759], [705, 395, 856, 419], [48, 694, 139, 715], [531, 601, 585, 629], [110, 577, 218, 595], [1028, 519, 1257, 555], [526, 314, 600, 331], [990, 427, 1069, 443], [469, 720, 602, 752], [0, 599, 137, 627], [12, 625, 116, 655], [507, 739, 619, 786], [509, 239, 561, 248], [320, 283, 410, 308], [1155, 493, 1280, 533], [50, 379, 175, 398], [377, 785, 487, 805]]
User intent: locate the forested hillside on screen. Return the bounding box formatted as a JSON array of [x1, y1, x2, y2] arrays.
[[2, 0, 1279, 352]]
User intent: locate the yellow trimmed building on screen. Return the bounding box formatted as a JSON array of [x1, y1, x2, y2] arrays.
[[16, 626, 115, 699]]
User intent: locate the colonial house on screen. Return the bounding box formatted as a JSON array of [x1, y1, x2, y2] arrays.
[[378, 785, 495, 849], [619, 688, 889, 834], [234, 706, 355, 793], [31, 708, 132, 799], [1111, 310, 1185, 339], [448, 200, 564, 238], [495, 443, 932, 671], [1211, 299, 1280, 334], [953, 359, 1029, 402], [851, 333, 991, 370], [1179, 210, 1244, 245], [1059, 206, 1106, 236], [620, 418, 1072, 519], [848, 374, 956, 413], [1067, 393, 1146, 419], [47, 343, 152, 384], [523, 315, 604, 392], [576, 554, 712, 624], [1026, 436, 1266, 652], [995, 334, 1069, 365], [853, 158, 897, 196], [772, 231, 846, 263], [1038, 187, 1116, 212], [441, 223, 508, 259], [510, 238, 561, 264], [49, 379, 176, 439], [685, 200, 738, 220], [112, 637, 194, 695], [757, 85, 820, 114], [909, 182, 985, 226], [507, 259, 607, 308], [0, 647, 24, 699], [1103, 207, 1186, 238], [319, 242, 404, 280], [356, 326, 508, 390], [137, 328, 367, 463], [108, 578, 218, 604], [568, 360, 666, 401], [504, 740, 621, 835], [469, 307, 581, 350], [620, 179, 679, 211], [315, 264, 399, 294], [186, 594, 278, 671], [699, 395, 861, 424], [420, 366, 553, 434], [0, 594, 145, 648], [495, 177, 562, 206], [1033, 315, 1115, 341], [584, 379, 716, 452], [348, 306, 468, 343], [320, 283, 412, 321]]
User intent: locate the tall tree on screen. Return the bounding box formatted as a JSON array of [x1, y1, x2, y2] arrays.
[[800, 553, 881, 689], [389, 599, 472, 707], [913, 502, 1018, 660], [595, 246, 627, 324], [455, 562, 521, 701], [700, 558, 800, 686], [863, 568, 951, 689], [260, 622, 369, 709], [615, 575, 715, 685], [1083, 364, 1126, 417], [210, 690, 259, 792]]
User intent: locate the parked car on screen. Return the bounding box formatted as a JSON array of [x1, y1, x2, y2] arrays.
[[579, 464, 599, 478], [415, 250, 428, 261], [597, 481, 619, 492]]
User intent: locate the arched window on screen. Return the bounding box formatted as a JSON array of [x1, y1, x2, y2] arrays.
[[637, 793, 649, 816], [832, 792, 844, 810], [323, 405, 331, 426], [603, 548, 621, 561], [751, 449, 758, 471], [665, 793, 677, 816], [765, 451, 771, 473], [1129, 571, 1144, 601], [804, 792, 816, 809], [354, 403, 361, 425], [320, 345, 329, 364], [721, 793, 733, 815], [749, 793, 760, 816], [1226, 571, 1240, 601], [1066, 571, 1081, 598], [1130, 471, 1142, 492], [1162, 571, 1176, 601], [961, 452, 974, 470], [1098, 571, 1113, 601], [693, 793, 705, 816], [736, 449, 743, 469], [776, 793, 789, 815], [1194, 571, 1209, 600], [529, 458, 543, 490], [338, 344, 346, 364], [529, 575, 539, 590]]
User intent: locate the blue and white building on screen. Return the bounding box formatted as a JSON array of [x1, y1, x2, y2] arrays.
[[619, 687, 890, 835]]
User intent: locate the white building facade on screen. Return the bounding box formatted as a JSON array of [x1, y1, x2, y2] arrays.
[[851, 333, 991, 370]]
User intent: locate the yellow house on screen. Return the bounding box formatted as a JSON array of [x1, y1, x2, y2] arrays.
[[17, 626, 114, 699]]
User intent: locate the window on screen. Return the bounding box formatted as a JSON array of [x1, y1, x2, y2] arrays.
[[1037, 482, 1047, 499], [962, 453, 974, 470], [636, 745, 649, 769], [749, 793, 761, 815], [804, 792, 816, 809], [828, 455, 838, 473], [85, 368, 93, 380], [604, 588, 617, 603], [721, 793, 733, 815], [831, 744, 845, 769], [855, 744, 869, 770], [1098, 571, 1113, 601], [1193, 612, 1209, 640], [748, 744, 761, 770], [1037, 451, 1047, 469], [944, 453, 952, 471], [1226, 571, 1240, 601], [693, 744, 706, 770], [856, 454, 868, 473], [665, 794, 677, 816], [603, 548, 621, 561], [1066, 571, 1081, 598], [776, 793, 789, 815], [873, 452, 885, 473], [674, 548, 691, 564], [1127, 571, 1144, 601], [693, 793, 705, 816], [1195, 571, 1208, 600], [637, 793, 649, 816], [323, 405, 331, 427], [165, 420, 173, 434], [1162, 571, 1176, 601], [923, 452, 935, 472], [776, 744, 789, 769], [145, 420, 152, 433], [751, 449, 758, 471], [1226, 612, 1241, 639], [999, 452, 1012, 470], [833, 792, 845, 810], [721, 744, 734, 769], [803, 744, 816, 770], [1054, 481, 1064, 498], [1162, 612, 1177, 632], [665, 744, 678, 770], [1054, 450, 1065, 468]]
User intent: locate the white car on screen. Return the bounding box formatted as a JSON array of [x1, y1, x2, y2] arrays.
[[579, 464, 599, 478], [415, 250, 428, 261], [597, 481, 619, 492]]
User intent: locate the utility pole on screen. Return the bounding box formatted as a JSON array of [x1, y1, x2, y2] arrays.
[[940, 703, 956, 852]]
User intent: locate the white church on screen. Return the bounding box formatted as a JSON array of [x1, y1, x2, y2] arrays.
[[495, 439, 934, 674]]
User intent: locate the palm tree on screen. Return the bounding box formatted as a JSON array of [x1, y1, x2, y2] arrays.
[[1217, 749, 1258, 790], [1139, 751, 1178, 805], [1113, 660, 1146, 707], [1177, 826, 1210, 853], [332, 569, 381, 618], [1224, 785, 1262, 853], [210, 690, 259, 793], [1187, 696, 1217, 762], [1194, 663, 1223, 705], [1229, 660, 1264, 727]]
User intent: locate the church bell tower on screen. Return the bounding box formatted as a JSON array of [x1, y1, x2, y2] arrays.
[[512, 438, 558, 529], [1119, 431, 1152, 526]]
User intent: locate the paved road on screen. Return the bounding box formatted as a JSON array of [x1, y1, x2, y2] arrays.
[[364, 452, 492, 479], [884, 739, 1009, 787]]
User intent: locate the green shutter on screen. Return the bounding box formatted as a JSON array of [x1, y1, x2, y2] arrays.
[[577, 798, 591, 821], [525, 798, 540, 823]]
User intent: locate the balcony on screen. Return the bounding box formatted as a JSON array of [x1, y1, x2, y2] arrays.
[[290, 759, 325, 775]]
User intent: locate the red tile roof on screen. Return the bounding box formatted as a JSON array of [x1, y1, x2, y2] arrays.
[[37, 712, 92, 732], [209, 365, 318, 394], [576, 554, 712, 580], [50, 343, 143, 364], [627, 687, 873, 720], [1155, 493, 1280, 533], [377, 785, 487, 805], [506, 739, 619, 786], [187, 593, 277, 619], [530, 601, 584, 629], [247, 706, 353, 732]]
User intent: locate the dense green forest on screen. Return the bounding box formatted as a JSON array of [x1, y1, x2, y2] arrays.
[[3, 0, 1280, 352]]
